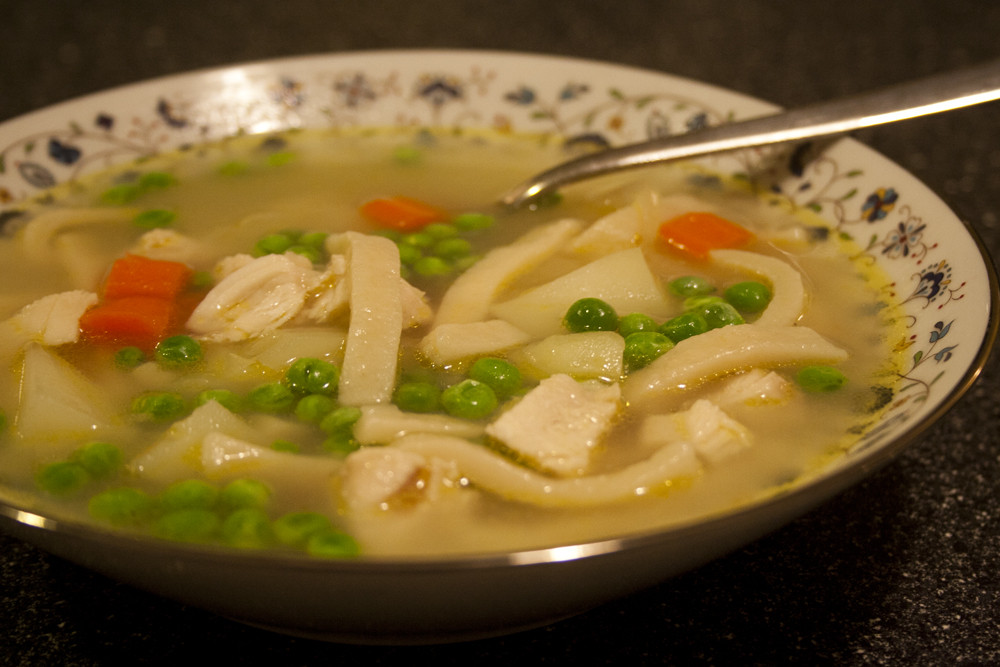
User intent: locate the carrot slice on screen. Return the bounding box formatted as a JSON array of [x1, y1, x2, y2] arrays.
[[359, 196, 447, 232], [103, 254, 193, 301], [78, 296, 178, 350], [657, 212, 754, 260]]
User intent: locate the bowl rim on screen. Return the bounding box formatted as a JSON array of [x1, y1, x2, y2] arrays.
[[0, 48, 996, 572]]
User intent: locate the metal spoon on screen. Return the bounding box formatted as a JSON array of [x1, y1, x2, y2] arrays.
[[500, 59, 1000, 208]]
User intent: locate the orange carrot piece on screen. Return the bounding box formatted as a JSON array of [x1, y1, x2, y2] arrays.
[[359, 196, 447, 232], [102, 254, 193, 301], [657, 212, 754, 260], [78, 296, 178, 350]]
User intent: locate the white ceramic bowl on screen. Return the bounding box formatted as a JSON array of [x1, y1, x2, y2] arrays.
[[0, 50, 995, 643]]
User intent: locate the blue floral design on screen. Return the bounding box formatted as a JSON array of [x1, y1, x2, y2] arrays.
[[415, 75, 463, 107], [156, 99, 188, 129], [861, 187, 898, 222], [333, 73, 377, 108], [559, 83, 589, 101], [47, 139, 81, 165], [505, 86, 535, 105], [17, 162, 56, 188], [95, 113, 114, 131], [882, 219, 926, 258], [272, 77, 305, 108]]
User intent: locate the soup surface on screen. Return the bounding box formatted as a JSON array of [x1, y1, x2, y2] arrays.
[[0, 130, 903, 557]]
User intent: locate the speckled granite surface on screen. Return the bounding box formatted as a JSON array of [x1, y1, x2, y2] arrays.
[[0, 1, 998, 664]]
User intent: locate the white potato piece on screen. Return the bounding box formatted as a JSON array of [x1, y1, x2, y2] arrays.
[[434, 218, 583, 326], [337, 232, 402, 406], [511, 331, 625, 381], [491, 247, 671, 338], [419, 319, 532, 365], [395, 433, 700, 508], [15, 343, 115, 441], [485, 374, 622, 476], [710, 248, 807, 326], [353, 404, 485, 445], [624, 324, 848, 405], [129, 400, 258, 482], [639, 399, 751, 465], [13, 290, 97, 346]]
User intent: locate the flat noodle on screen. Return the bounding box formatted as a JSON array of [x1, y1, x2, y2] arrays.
[[709, 248, 807, 327], [434, 218, 583, 326], [624, 324, 848, 405], [394, 433, 700, 507], [21, 207, 137, 261], [338, 232, 402, 405]]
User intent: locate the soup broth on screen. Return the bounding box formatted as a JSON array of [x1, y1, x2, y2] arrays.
[[0, 130, 903, 557]]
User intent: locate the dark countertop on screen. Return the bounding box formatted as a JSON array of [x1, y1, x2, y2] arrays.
[[1, 1, 998, 664]]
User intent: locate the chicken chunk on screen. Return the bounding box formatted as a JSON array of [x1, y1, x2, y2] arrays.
[[639, 399, 751, 465], [13, 290, 98, 346], [485, 373, 622, 476]]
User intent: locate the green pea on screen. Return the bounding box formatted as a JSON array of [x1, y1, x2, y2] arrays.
[[219, 478, 272, 511], [669, 275, 716, 297], [796, 366, 848, 393], [319, 406, 362, 436], [286, 244, 323, 264], [247, 382, 296, 413], [400, 231, 435, 248], [285, 357, 340, 396], [392, 145, 423, 165], [35, 461, 91, 495], [298, 231, 328, 251], [220, 508, 273, 549], [160, 479, 218, 511], [271, 440, 300, 454], [322, 433, 361, 456], [265, 151, 297, 167], [623, 331, 675, 372], [137, 171, 176, 189], [88, 487, 155, 526], [725, 281, 773, 313], [131, 391, 187, 421], [699, 302, 745, 329], [155, 509, 220, 542], [295, 394, 337, 424], [132, 209, 176, 229], [433, 237, 472, 260], [423, 222, 459, 239], [618, 313, 659, 337], [72, 441, 123, 478], [468, 357, 522, 399], [189, 270, 214, 290], [253, 232, 295, 257], [683, 295, 727, 311], [393, 381, 441, 413], [452, 212, 495, 231], [218, 160, 249, 176], [195, 389, 246, 413], [155, 335, 203, 367], [413, 256, 453, 277], [397, 242, 424, 266], [100, 183, 141, 205], [659, 312, 709, 343], [306, 528, 361, 558], [273, 511, 333, 547], [441, 379, 498, 420], [114, 346, 145, 369], [563, 298, 619, 333]]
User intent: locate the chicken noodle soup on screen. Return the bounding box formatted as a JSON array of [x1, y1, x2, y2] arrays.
[[0, 130, 904, 557]]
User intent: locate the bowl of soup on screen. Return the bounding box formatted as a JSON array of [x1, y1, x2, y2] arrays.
[[0, 50, 994, 643]]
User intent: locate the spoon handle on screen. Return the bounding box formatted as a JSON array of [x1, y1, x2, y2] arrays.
[[500, 59, 1000, 208]]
